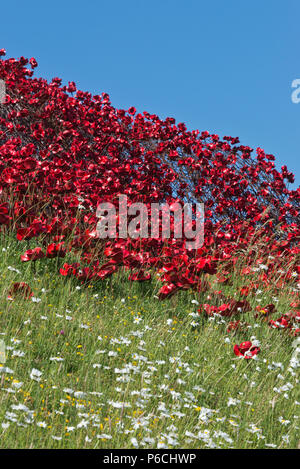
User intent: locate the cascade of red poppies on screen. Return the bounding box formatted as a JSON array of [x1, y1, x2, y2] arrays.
[[0, 50, 299, 298]]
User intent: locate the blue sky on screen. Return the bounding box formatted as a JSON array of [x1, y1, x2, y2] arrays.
[[1, 0, 299, 186]]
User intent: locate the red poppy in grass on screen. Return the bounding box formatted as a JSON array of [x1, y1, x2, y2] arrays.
[[158, 283, 179, 300], [201, 299, 252, 318], [104, 246, 128, 265], [217, 303, 233, 317], [96, 264, 119, 280], [17, 221, 46, 241], [216, 273, 231, 285], [128, 271, 151, 282], [227, 320, 249, 333], [195, 258, 217, 275], [0, 204, 10, 225], [76, 267, 96, 282], [198, 304, 218, 316], [46, 243, 66, 258], [233, 341, 260, 359], [289, 328, 300, 337], [229, 299, 252, 314], [20, 247, 45, 262], [269, 315, 291, 329], [241, 267, 252, 275], [8, 282, 33, 300], [255, 303, 276, 319], [240, 286, 250, 296], [17, 227, 35, 241], [59, 263, 80, 276]]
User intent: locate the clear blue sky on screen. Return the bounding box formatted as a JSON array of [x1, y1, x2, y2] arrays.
[[1, 0, 299, 186]]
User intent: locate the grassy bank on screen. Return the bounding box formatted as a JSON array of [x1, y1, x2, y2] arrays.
[[0, 234, 299, 449]]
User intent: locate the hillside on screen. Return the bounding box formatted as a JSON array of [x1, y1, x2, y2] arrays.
[[0, 50, 299, 449]]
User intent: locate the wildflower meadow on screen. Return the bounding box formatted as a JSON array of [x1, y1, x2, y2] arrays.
[[0, 49, 299, 450]]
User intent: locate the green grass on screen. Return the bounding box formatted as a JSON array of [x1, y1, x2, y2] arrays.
[[0, 234, 299, 449]]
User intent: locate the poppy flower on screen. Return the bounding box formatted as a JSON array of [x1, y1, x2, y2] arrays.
[[67, 81, 76, 93], [59, 263, 79, 276], [289, 328, 300, 337], [46, 243, 66, 258], [8, 282, 33, 300], [227, 320, 249, 333], [255, 304, 276, 319], [0, 204, 10, 225], [195, 258, 217, 275], [233, 341, 260, 359], [269, 317, 289, 329], [158, 283, 179, 300], [17, 227, 36, 241], [240, 286, 250, 296], [76, 267, 96, 282], [29, 57, 38, 68], [268, 313, 297, 330], [21, 248, 45, 262], [128, 271, 151, 282]]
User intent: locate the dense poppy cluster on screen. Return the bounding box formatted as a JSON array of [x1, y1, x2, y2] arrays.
[[269, 311, 300, 337], [0, 51, 299, 302]]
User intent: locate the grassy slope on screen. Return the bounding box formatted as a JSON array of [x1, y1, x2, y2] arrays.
[[0, 234, 299, 449]]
